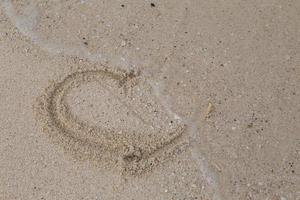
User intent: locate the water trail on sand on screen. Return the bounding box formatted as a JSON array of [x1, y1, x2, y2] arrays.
[[151, 81, 221, 200], [186, 117, 221, 200], [1, 0, 126, 69], [2, 0, 222, 198], [143, 0, 222, 197]]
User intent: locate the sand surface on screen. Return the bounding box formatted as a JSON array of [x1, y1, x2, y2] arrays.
[[0, 0, 299, 199]]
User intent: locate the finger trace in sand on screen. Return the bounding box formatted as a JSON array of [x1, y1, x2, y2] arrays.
[[34, 69, 187, 174]]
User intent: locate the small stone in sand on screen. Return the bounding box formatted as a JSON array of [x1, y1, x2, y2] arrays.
[[205, 102, 215, 118]]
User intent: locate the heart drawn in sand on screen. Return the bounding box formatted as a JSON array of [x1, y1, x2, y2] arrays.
[[34, 69, 187, 174]]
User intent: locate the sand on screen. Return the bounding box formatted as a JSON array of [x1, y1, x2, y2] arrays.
[[34, 69, 187, 175], [0, 0, 299, 199]]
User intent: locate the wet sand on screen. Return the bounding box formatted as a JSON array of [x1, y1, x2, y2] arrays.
[[0, 0, 299, 199]]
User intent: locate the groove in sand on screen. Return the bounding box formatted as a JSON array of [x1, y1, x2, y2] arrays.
[[34, 69, 187, 174]]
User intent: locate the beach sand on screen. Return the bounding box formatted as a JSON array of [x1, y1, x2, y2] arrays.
[[0, 0, 299, 199]]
